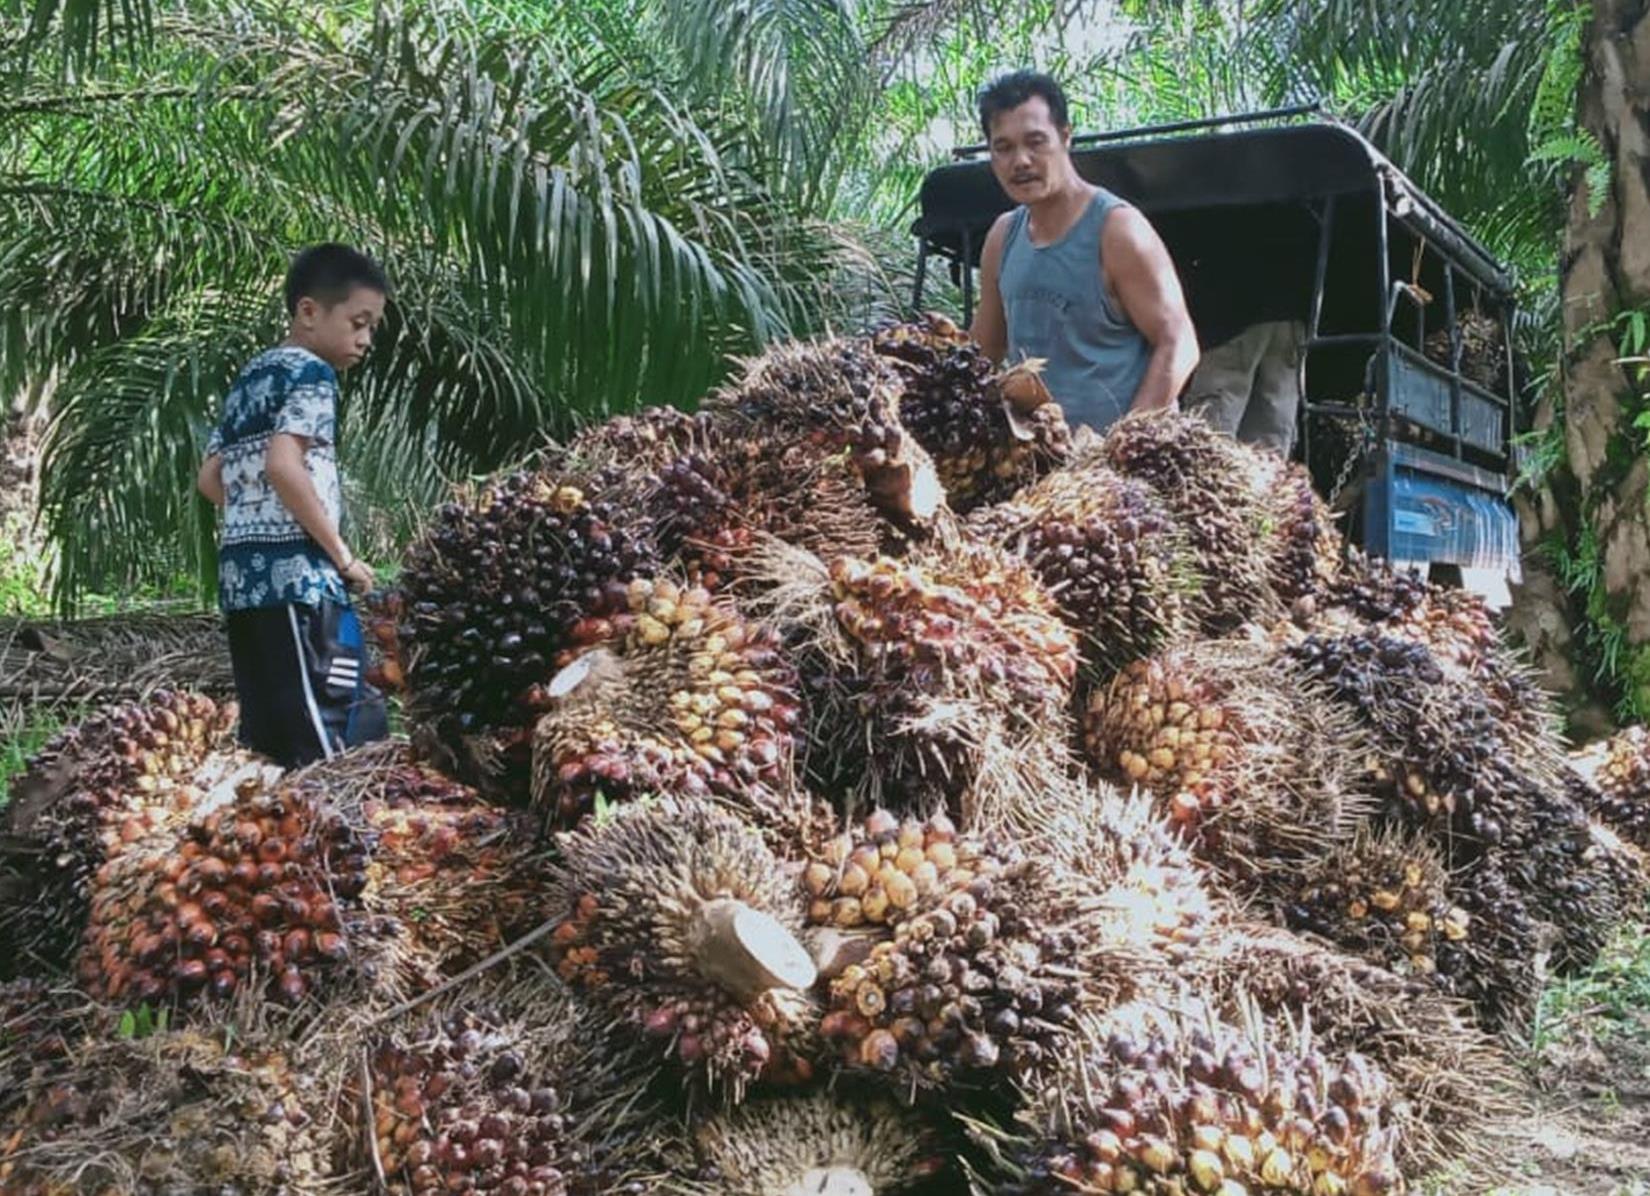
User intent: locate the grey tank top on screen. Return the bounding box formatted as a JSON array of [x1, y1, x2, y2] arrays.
[[999, 188, 1151, 433]]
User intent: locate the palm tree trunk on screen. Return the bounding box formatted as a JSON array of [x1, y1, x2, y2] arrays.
[[1558, 0, 1650, 723]]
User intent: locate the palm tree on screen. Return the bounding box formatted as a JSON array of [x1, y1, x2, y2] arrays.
[[1, 0, 885, 607]]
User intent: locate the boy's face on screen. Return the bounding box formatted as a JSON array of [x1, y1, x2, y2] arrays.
[[294, 286, 386, 372], [987, 96, 1072, 207]]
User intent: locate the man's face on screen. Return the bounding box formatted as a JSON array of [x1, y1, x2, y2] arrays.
[[987, 96, 1071, 206], [296, 286, 386, 372]]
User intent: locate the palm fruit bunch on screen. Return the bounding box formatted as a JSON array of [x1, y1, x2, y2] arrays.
[[0, 1023, 330, 1196], [1473, 782, 1644, 979], [0, 690, 249, 978], [1184, 924, 1514, 1176], [77, 773, 370, 1009], [563, 405, 714, 476], [1280, 825, 1467, 981], [965, 452, 1192, 668], [560, 407, 755, 592], [1423, 310, 1504, 390], [1425, 853, 1546, 1027], [357, 983, 649, 1196], [984, 1001, 1404, 1196], [806, 807, 1141, 1093], [392, 466, 664, 789], [1081, 641, 1364, 883], [530, 577, 802, 832], [1573, 725, 1650, 848], [820, 541, 1079, 827], [870, 313, 1071, 512], [1309, 555, 1549, 744], [342, 762, 548, 993], [660, 1090, 951, 1194], [701, 337, 944, 555], [545, 796, 819, 1097], [1255, 455, 1343, 610], [1101, 412, 1279, 631], [1317, 558, 1495, 662], [1283, 632, 1517, 841]]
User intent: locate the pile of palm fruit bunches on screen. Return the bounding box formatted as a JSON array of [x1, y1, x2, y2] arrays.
[[5, 312, 1649, 1195]]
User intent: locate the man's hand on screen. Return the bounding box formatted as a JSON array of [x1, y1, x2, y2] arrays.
[[1104, 207, 1199, 413]]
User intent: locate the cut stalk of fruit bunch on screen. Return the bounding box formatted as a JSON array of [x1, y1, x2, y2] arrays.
[[544, 795, 820, 1098]]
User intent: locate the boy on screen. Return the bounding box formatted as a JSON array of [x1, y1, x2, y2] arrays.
[[196, 243, 391, 767]]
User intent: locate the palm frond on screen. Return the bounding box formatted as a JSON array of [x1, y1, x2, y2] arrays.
[[0, 0, 155, 70]]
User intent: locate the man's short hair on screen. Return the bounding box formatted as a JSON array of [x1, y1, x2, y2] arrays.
[[977, 71, 1070, 139], [284, 243, 389, 316]]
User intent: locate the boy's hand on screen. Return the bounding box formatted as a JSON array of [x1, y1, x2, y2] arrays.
[[341, 558, 376, 593]]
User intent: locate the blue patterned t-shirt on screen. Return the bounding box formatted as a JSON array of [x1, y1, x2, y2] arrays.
[[207, 346, 348, 612]]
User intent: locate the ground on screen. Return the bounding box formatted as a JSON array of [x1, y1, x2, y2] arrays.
[[1429, 928, 1650, 1195]]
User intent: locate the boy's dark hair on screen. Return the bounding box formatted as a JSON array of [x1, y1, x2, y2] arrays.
[[978, 71, 1070, 139], [283, 243, 389, 316]]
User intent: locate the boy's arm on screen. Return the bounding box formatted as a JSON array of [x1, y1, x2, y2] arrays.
[[196, 454, 225, 507], [266, 434, 373, 591]]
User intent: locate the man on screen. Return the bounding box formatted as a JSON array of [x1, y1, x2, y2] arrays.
[[1180, 211, 1317, 455], [970, 71, 1199, 433]]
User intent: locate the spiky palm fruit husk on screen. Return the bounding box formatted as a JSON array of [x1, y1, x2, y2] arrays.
[[808, 539, 1080, 830], [1185, 924, 1519, 1177], [352, 980, 653, 1196], [1081, 641, 1367, 884], [0, 691, 258, 979], [804, 807, 1150, 1093], [530, 577, 803, 834], [77, 771, 371, 1010], [392, 467, 664, 793], [545, 796, 819, 1097], [1572, 725, 1650, 848], [1279, 825, 1466, 982], [870, 314, 1072, 512], [1100, 412, 1281, 632], [1040, 785, 1220, 967], [976, 1000, 1405, 1196], [0, 1017, 332, 1196], [1255, 455, 1342, 609], [964, 453, 1194, 669], [659, 1089, 951, 1195]]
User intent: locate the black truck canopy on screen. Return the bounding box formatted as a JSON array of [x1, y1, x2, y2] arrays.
[[913, 116, 1511, 300]]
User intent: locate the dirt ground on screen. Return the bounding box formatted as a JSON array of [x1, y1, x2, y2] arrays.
[[1443, 1013, 1650, 1195]]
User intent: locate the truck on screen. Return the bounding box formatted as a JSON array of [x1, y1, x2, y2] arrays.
[[909, 107, 1523, 603]]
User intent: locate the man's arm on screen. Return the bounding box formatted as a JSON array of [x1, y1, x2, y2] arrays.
[[969, 213, 1015, 363], [266, 433, 374, 590], [196, 454, 225, 507], [1103, 207, 1199, 413]]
